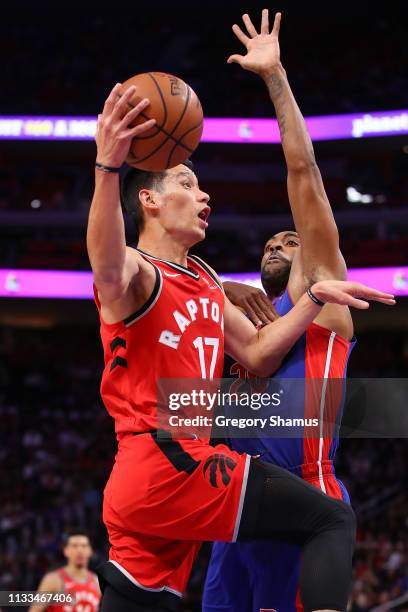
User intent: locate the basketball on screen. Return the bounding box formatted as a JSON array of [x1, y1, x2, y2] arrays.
[[118, 72, 204, 171]]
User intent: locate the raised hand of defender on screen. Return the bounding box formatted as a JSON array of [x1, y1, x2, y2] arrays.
[[228, 9, 282, 77], [223, 281, 279, 327], [312, 280, 396, 310], [95, 84, 156, 168]]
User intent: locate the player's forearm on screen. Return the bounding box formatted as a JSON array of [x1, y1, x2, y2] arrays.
[[248, 292, 321, 376], [86, 171, 127, 283], [263, 63, 339, 248], [263, 63, 316, 171]]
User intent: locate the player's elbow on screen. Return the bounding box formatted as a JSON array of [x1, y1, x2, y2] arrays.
[[251, 355, 283, 378], [252, 363, 271, 378], [287, 158, 319, 175], [244, 337, 284, 377]]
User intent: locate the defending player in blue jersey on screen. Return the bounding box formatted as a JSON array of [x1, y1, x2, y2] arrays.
[[203, 9, 357, 612]]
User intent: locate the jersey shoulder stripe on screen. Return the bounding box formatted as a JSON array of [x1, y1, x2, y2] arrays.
[[124, 261, 162, 327], [187, 254, 223, 290], [137, 248, 200, 280]]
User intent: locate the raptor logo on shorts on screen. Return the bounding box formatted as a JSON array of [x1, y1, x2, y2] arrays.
[[203, 453, 237, 488]]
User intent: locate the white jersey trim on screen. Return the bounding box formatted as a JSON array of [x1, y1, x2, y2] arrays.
[[317, 331, 336, 494], [232, 453, 251, 542], [124, 262, 163, 327], [187, 254, 223, 290], [137, 248, 200, 280], [108, 560, 182, 597]]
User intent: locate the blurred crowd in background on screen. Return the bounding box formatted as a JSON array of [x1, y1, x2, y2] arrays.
[[1, 141, 407, 272], [1, 2, 407, 609], [2, 226, 408, 273], [0, 149, 407, 214], [0, 3, 406, 117], [0, 2, 407, 222], [0, 326, 407, 611], [1, 2, 407, 274]]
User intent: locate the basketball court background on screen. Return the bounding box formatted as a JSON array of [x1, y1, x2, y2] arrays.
[[0, 2, 407, 610]]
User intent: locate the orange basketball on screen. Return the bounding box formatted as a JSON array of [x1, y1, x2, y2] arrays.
[[119, 72, 204, 171]]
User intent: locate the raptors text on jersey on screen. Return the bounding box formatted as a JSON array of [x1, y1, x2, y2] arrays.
[[94, 250, 225, 438]]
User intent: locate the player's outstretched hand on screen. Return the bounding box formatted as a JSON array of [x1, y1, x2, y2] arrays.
[[228, 9, 282, 78], [95, 83, 156, 168], [312, 280, 396, 310], [224, 281, 280, 327]]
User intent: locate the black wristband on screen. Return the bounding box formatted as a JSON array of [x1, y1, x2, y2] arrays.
[[307, 287, 325, 307], [95, 162, 121, 173]]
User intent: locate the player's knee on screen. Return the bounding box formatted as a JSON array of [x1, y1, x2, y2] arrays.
[[323, 498, 356, 541], [335, 499, 356, 530], [339, 501, 356, 538]]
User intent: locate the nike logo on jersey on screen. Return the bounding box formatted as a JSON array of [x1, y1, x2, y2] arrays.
[[163, 271, 181, 277], [202, 276, 218, 290]]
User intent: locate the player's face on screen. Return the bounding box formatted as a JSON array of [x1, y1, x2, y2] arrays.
[[63, 536, 92, 568], [261, 231, 300, 296], [155, 165, 211, 247]]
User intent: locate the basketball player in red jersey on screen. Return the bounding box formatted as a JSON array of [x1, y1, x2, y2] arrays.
[[87, 10, 394, 611], [29, 529, 100, 612]]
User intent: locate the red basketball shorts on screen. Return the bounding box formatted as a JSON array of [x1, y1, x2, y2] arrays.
[[101, 431, 251, 599]]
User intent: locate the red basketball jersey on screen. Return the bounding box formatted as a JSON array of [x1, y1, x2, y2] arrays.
[[46, 567, 100, 612], [94, 250, 225, 438]]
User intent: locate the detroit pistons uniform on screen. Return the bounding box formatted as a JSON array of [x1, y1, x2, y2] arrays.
[[46, 567, 100, 612], [204, 287, 356, 612], [94, 250, 251, 609]]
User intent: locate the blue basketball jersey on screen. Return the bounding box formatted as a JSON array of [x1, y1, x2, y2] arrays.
[[222, 288, 356, 484], [203, 290, 356, 612]]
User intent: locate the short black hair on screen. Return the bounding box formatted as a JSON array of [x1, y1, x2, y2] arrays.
[[120, 160, 194, 239], [62, 528, 90, 547]]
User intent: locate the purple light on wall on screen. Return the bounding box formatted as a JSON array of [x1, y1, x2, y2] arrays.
[[0, 270, 93, 299], [222, 267, 408, 296], [0, 109, 407, 143], [0, 267, 407, 299]]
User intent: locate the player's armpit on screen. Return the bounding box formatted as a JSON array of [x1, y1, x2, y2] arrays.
[[288, 248, 348, 299], [93, 246, 144, 304], [288, 249, 354, 339], [27, 572, 62, 612]]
